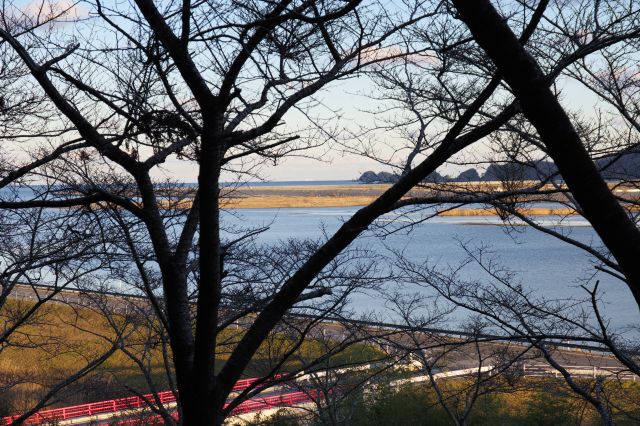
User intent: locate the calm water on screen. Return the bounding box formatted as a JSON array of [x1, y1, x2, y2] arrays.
[[223, 206, 639, 334], [4, 183, 637, 333]]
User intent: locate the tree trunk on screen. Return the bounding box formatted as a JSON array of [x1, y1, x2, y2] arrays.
[[186, 120, 226, 424], [452, 0, 640, 306]]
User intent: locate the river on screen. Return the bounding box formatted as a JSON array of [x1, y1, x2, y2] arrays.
[[223, 206, 639, 336]]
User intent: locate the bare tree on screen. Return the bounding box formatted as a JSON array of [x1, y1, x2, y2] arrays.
[[3, 0, 640, 424], [341, 2, 640, 420], [451, 0, 640, 302]]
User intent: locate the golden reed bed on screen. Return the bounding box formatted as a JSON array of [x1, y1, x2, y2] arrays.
[[107, 183, 640, 216], [207, 183, 635, 215], [161, 198, 590, 216], [220, 201, 583, 216]]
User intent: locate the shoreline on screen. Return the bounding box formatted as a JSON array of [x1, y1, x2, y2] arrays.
[[66, 182, 640, 216], [222, 200, 585, 217]]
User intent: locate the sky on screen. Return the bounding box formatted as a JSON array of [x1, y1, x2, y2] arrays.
[[8, 0, 613, 183], [155, 77, 603, 183], [157, 77, 388, 182]]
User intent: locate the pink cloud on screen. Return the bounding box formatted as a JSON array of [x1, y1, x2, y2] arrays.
[[354, 46, 440, 67], [7, 0, 87, 28]]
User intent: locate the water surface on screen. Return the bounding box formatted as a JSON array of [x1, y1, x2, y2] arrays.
[[223, 206, 638, 334]]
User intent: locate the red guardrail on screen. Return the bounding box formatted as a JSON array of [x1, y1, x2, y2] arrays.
[[1, 375, 286, 425], [113, 390, 318, 425], [115, 390, 318, 426], [231, 389, 317, 415]]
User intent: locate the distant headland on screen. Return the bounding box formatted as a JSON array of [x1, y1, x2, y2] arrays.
[[357, 152, 640, 184]]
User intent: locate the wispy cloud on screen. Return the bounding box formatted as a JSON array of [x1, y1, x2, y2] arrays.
[[4, 0, 87, 29], [353, 45, 440, 67]]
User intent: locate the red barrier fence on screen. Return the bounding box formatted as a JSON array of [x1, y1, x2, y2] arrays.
[[1, 375, 288, 425], [231, 390, 317, 415], [114, 390, 318, 425]]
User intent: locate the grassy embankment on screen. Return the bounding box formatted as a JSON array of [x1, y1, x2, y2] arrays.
[[4, 299, 640, 425], [0, 299, 380, 415]]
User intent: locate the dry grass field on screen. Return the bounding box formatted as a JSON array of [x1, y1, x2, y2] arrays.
[[73, 182, 640, 213], [200, 182, 638, 213], [4, 298, 640, 423], [0, 299, 380, 415]]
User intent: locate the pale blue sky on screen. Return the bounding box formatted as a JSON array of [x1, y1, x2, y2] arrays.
[[9, 0, 611, 183]]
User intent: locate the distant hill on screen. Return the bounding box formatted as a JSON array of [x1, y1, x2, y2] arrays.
[[451, 168, 480, 182], [357, 150, 640, 183], [357, 170, 444, 183], [480, 160, 558, 182], [597, 150, 640, 180], [358, 171, 398, 183]]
